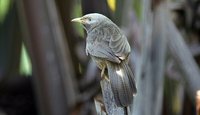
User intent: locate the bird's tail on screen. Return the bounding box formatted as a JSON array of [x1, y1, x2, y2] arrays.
[[106, 61, 137, 107]]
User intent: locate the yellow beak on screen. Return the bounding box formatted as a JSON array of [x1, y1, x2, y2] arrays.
[[71, 17, 83, 23]]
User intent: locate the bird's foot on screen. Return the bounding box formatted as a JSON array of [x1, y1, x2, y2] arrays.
[[101, 75, 110, 82], [101, 66, 110, 82]]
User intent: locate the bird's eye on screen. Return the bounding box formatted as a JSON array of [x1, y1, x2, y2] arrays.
[[88, 18, 91, 21]]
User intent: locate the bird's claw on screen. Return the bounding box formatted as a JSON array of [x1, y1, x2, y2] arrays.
[[101, 74, 110, 82], [101, 66, 110, 82]]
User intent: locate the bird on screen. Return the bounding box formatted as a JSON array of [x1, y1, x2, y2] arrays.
[[71, 13, 137, 107]]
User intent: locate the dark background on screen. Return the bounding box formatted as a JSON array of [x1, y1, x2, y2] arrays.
[[0, 0, 199, 115]]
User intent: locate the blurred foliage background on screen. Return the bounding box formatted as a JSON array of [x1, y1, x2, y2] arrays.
[[0, 0, 200, 115]]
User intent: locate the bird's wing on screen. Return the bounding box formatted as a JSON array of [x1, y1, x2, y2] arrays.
[[109, 32, 131, 60], [86, 26, 131, 63], [86, 40, 121, 63]]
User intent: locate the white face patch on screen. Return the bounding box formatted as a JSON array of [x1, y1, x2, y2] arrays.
[[116, 69, 124, 78]]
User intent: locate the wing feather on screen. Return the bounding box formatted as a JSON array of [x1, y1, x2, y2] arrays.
[[86, 24, 131, 63]]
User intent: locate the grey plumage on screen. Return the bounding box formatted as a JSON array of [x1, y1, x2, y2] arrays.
[[72, 13, 137, 107]]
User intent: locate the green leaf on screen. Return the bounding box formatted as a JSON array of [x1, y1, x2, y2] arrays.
[[0, 0, 11, 23], [20, 43, 32, 76]]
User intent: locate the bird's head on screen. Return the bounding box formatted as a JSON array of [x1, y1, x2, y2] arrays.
[[71, 13, 110, 32]]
